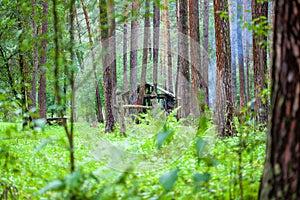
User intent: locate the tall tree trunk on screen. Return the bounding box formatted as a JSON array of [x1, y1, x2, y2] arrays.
[[163, 0, 173, 93], [17, 10, 29, 127], [251, 0, 268, 122], [202, 0, 210, 107], [81, 0, 104, 123], [259, 1, 300, 198], [137, 0, 150, 106], [237, 0, 246, 109], [129, 0, 139, 110], [178, 0, 190, 118], [123, 5, 128, 93], [189, 0, 201, 116], [228, 0, 237, 107], [153, 1, 160, 94], [214, 0, 234, 136], [75, 7, 84, 72], [107, 0, 117, 108], [38, 1, 48, 119], [68, 0, 76, 174], [243, 0, 251, 103], [31, 0, 38, 112], [99, 0, 115, 132]]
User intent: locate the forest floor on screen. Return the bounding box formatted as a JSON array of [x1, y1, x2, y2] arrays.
[[0, 115, 266, 199]]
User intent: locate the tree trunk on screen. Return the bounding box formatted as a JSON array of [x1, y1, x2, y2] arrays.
[[99, 0, 115, 132], [137, 0, 150, 107], [123, 5, 128, 93], [107, 0, 117, 108], [189, 0, 200, 117], [237, 0, 246, 109], [251, 0, 268, 122], [259, 1, 300, 198], [31, 0, 38, 113], [68, 0, 76, 174], [153, 1, 160, 94], [81, 0, 104, 123], [38, 1, 48, 119], [177, 0, 190, 118], [163, 0, 173, 93], [75, 7, 84, 72], [129, 0, 139, 110], [202, 0, 210, 107], [243, 0, 251, 103], [228, 0, 237, 107], [214, 0, 234, 136]]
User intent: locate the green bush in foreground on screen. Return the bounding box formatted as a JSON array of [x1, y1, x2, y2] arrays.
[[0, 109, 266, 199]]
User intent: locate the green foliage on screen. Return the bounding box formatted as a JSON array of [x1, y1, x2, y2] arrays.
[[0, 114, 267, 199], [159, 169, 179, 192]]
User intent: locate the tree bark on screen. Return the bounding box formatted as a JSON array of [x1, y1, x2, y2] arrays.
[[189, 0, 200, 117], [75, 7, 84, 72], [107, 0, 117, 108], [163, 0, 173, 93], [251, 0, 268, 122], [153, 1, 160, 94], [99, 0, 115, 132], [81, 0, 104, 123], [129, 0, 139, 111], [123, 5, 128, 93], [137, 0, 150, 107], [202, 0, 210, 107], [237, 0, 246, 109], [214, 0, 234, 136], [259, 1, 300, 198], [243, 0, 251, 103], [228, 0, 237, 107], [31, 0, 38, 112], [177, 0, 190, 118], [38, 1, 48, 119]]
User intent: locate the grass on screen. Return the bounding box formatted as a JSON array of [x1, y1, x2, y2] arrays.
[[0, 115, 266, 199]]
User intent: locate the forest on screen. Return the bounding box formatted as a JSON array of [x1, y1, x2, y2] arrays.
[[0, 0, 299, 199]]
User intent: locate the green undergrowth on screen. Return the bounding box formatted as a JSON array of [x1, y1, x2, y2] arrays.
[[0, 109, 266, 199]]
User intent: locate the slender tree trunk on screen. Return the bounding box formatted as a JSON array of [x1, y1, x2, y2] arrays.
[[237, 0, 246, 109], [178, 0, 190, 118], [138, 0, 150, 106], [68, 0, 76, 174], [259, 1, 300, 198], [129, 0, 139, 109], [81, 0, 104, 123], [163, 0, 173, 93], [99, 0, 115, 132], [31, 0, 38, 112], [189, 0, 201, 116], [17, 11, 29, 128], [202, 0, 210, 107], [75, 7, 84, 72], [123, 5, 128, 93], [228, 0, 237, 107], [251, 0, 268, 122], [214, 0, 234, 136], [153, 1, 160, 94], [243, 0, 251, 103], [38, 1, 48, 119], [107, 0, 117, 108]]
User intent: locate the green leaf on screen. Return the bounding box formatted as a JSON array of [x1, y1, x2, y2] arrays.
[[65, 170, 82, 189], [38, 180, 64, 194], [198, 116, 209, 134], [159, 169, 179, 192], [196, 137, 207, 158], [193, 172, 210, 184], [156, 124, 173, 149]]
